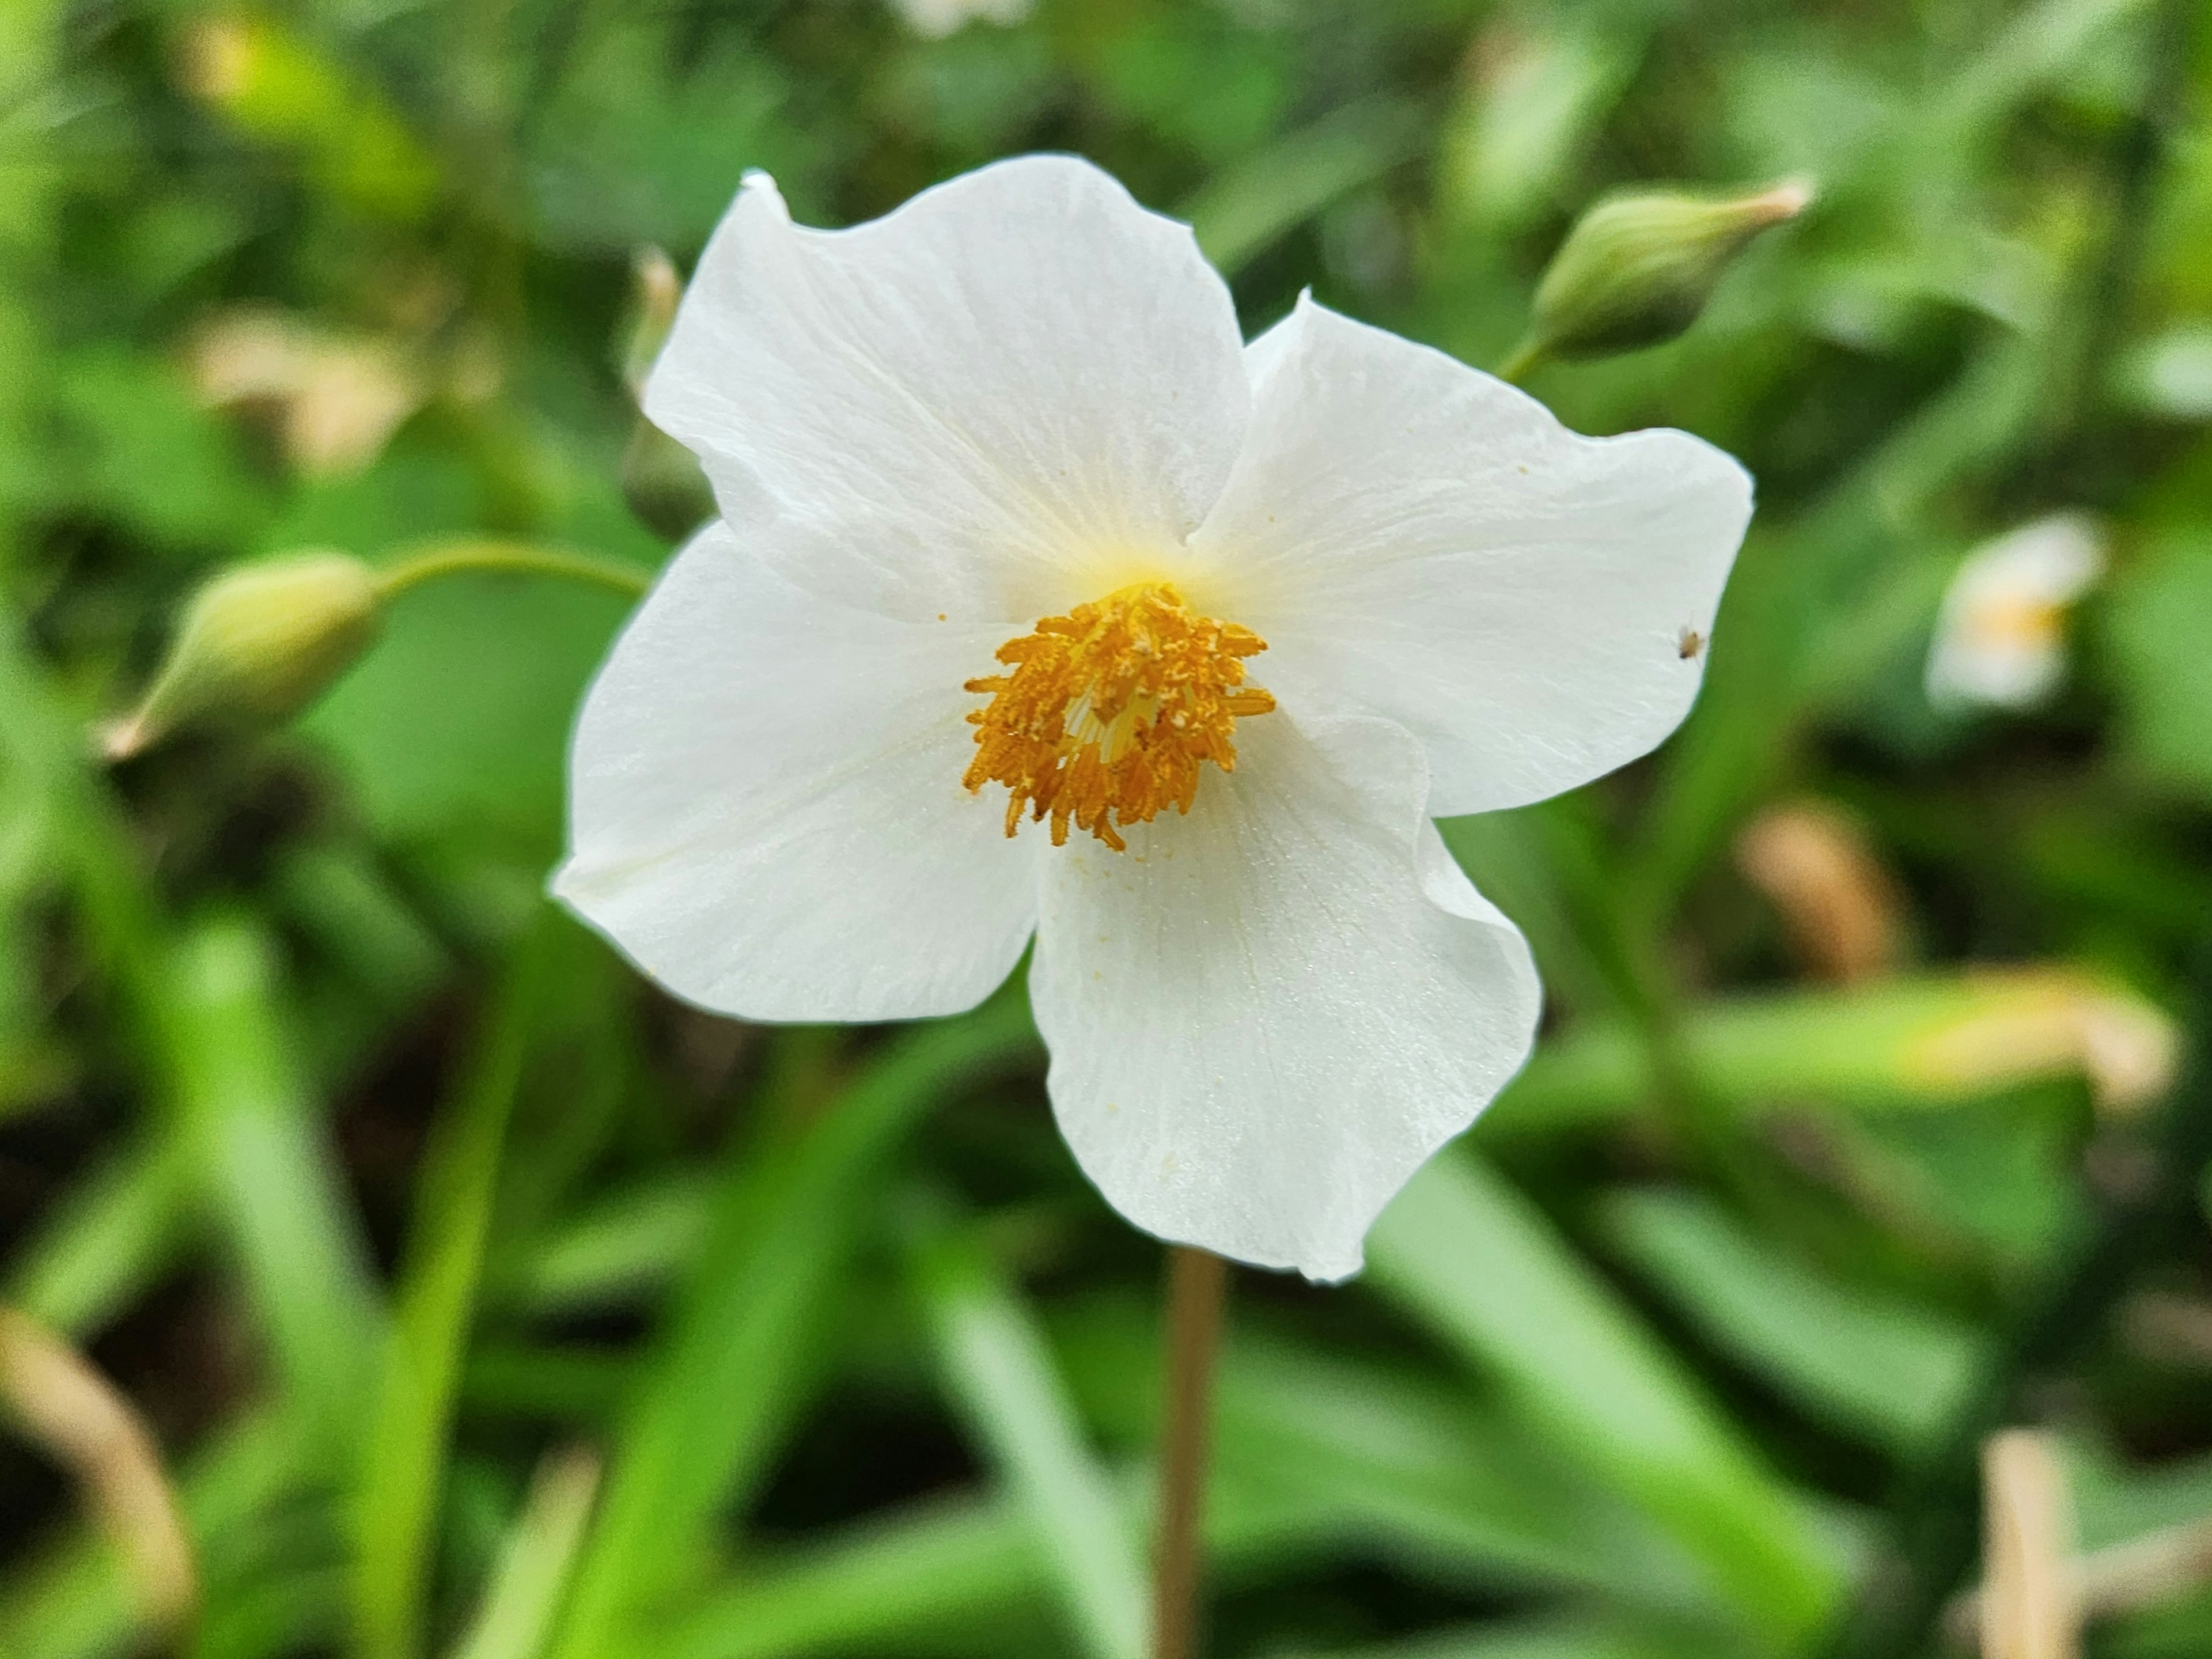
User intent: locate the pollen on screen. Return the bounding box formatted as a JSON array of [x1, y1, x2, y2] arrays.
[[963, 582, 1275, 851]]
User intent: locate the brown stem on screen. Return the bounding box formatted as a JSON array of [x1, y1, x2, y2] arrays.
[[1152, 1245, 1229, 1659]]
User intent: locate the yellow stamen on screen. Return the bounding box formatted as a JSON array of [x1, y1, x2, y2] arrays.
[[1963, 594, 2066, 652], [963, 582, 1275, 851]]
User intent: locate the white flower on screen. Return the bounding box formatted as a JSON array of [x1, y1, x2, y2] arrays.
[[1925, 514, 2105, 712], [887, 0, 1031, 39], [552, 157, 1752, 1281]]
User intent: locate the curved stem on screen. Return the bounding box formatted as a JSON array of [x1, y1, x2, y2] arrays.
[[1153, 1246, 1229, 1659], [372, 539, 652, 603]]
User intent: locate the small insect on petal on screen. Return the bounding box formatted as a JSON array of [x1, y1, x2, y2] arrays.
[[1677, 627, 1705, 660]]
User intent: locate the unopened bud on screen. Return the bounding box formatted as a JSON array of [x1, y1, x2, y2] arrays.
[[613, 248, 713, 540], [622, 248, 683, 402], [105, 551, 380, 759], [621, 418, 716, 543], [1524, 180, 1812, 363]]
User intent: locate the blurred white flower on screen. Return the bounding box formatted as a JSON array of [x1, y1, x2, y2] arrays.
[[888, 0, 1031, 40], [2118, 323, 2212, 422], [553, 157, 1751, 1279], [1925, 514, 2105, 711]]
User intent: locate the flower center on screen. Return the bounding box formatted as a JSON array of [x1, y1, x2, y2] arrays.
[[1964, 593, 2065, 652], [963, 582, 1276, 851]]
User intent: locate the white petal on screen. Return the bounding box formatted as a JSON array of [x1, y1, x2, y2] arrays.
[[643, 158, 1248, 625], [1190, 296, 1752, 817], [553, 522, 1042, 1022], [1925, 513, 2105, 711], [1028, 711, 1539, 1281]]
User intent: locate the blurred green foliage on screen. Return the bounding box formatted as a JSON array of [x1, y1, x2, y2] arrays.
[[2, 1, 2211, 1658]]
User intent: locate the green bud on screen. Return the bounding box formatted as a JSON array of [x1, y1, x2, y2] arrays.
[[615, 247, 715, 541], [621, 417, 716, 543], [1521, 180, 1812, 366], [105, 551, 381, 759]]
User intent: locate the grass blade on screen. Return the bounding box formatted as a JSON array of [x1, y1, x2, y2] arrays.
[[6, 1134, 196, 1339], [1491, 968, 2162, 1138], [1597, 1188, 1986, 1455], [1269, 1612, 1709, 1659], [0, 1410, 313, 1659], [353, 927, 548, 1659], [0, 611, 380, 1450], [450, 1447, 602, 1659], [492, 1169, 714, 1318], [546, 997, 1041, 1659], [169, 915, 382, 1461], [1184, 97, 1428, 276], [912, 1222, 1147, 1659], [1365, 1151, 1841, 1647], [663, 1299, 1710, 1659]]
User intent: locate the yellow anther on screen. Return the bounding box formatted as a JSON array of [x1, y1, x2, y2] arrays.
[[963, 582, 1275, 851]]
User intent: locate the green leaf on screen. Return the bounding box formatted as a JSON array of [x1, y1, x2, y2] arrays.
[[1365, 1153, 1842, 1646], [461, 1343, 630, 1429], [2105, 532, 2212, 804], [1937, 0, 2157, 131], [1596, 1188, 1987, 1454], [1050, 1297, 1705, 1607], [1490, 969, 2154, 1137], [525, 26, 810, 253], [166, 916, 384, 1461], [50, 346, 270, 554], [353, 927, 548, 1659], [2113, 323, 2212, 419], [1184, 97, 1427, 276], [450, 1448, 603, 1659], [1438, 801, 1627, 1019], [0, 608, 380, 1459], [187, 12, 441, 222], [1266, 1612, 1710, 1659], [659, 1276, 1725, 1659], [1435, 22, 1643, 232], [664, 1490, 1058, 1659], [545, 998, 1042, 1659], [911, 1221, 1147, 1659], [657, 1471, 1502, 1659], [491, 1169, 714, 1318], [2061, 1438, 2212, 1554], [0, 1410, 320, 1659], [1630, 333, 2048, 913], [4, 1134, 196, 1339]]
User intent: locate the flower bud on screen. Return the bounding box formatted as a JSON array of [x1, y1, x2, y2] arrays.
[[621, 248, 683, 402], [621, 418, 717, 543], [105, 551, 380, 759], [617, 247, 714, 540], [1524, 180, 1812, 363]]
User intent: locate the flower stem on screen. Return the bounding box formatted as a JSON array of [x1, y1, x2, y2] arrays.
[[1153, 1245, 1228, 1659], [372, 538, 653, 603]]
